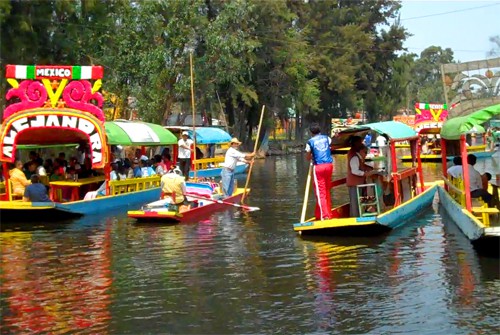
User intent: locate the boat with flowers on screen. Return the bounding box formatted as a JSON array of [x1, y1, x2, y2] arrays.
[[0, 64, 178, 221]]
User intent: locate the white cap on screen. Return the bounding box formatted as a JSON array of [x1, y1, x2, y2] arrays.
[[182, 131, 189, 136], [140, 155, 148, 161]]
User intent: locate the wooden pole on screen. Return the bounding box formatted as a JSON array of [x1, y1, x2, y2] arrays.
[[241, 105, 265, 204], [216, 90, 229, 133], [189, 52, 197, 180], [300, 164, 313, 222]]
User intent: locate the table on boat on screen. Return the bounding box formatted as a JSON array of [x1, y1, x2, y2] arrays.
[[49, 176, 105, 202]]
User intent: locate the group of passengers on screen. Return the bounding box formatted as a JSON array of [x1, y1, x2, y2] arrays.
[[447, 154, 494, 207]]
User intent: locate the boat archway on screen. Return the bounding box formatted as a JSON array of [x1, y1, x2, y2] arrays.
[[0, 108, 108, 168]]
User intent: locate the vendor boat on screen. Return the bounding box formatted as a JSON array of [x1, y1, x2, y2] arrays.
[[293, 121, 432, 235], [0, 64, 178, 221], [437, 105, 500, 256], [127, 183, 256, 223], [165, 126, 248, 179]]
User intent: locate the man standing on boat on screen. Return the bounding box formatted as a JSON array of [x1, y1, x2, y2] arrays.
[[305, 124, 333, 220], [221, 138, 255, 197], [178, 131, 194, 180]]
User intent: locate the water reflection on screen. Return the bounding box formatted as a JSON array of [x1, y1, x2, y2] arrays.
[[1, 155, 499, 334], [1, 216, 113, 334]]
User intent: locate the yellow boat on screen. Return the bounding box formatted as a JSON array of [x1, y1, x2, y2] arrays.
[[294, 121, 434, 235]]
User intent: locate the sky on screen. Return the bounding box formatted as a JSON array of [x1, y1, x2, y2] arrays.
[[398, 0, 500, 62]]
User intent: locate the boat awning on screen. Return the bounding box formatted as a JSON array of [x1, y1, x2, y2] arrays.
[[441, 104, 500, 140], [105, 120, 178, 146], [360, 121, 418, 141], [187, 127, 232, 144]]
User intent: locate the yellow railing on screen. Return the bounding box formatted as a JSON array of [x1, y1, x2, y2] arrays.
[[442, 175, 497, 226], [109, 176, 161, 196], [192, 157, 225, 170]]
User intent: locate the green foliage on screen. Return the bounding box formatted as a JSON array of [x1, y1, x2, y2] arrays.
[[1, 0, 446, 139]]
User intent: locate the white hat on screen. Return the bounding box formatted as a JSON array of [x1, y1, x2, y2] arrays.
[[140, 155, 148, 161], [230, 137, 242, 145], [182, 131, 189, 136]]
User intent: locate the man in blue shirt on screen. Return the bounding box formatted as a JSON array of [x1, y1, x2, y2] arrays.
[[305, 123, 333, 220], [23, 175, 50, 202], [363, 133, 372, 150]]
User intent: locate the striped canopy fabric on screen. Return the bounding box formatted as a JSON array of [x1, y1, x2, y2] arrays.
[[105, 120, 177, 146]]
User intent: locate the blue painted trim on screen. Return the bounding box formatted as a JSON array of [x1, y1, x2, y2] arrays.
[[437, 186, 484, 240], [54, 188, 162, 215], [377, 185, 437, 229], [356, 216, 377, 222], [189, 163, 248, 178], [293, 222, 313, 227]]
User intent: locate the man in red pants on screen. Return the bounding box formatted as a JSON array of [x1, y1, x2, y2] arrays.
[[305, 123, 333, 220]]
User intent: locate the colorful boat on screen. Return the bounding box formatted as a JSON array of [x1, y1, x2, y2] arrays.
[[165, 126, 249, 179], [127, 184, 252, 223], [294, 121, 426, 234], [401, 143, 491, 162], [0, 64, 178, 221], [438, 104, 500, 256]]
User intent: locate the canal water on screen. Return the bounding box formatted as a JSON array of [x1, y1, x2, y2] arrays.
[[1, 154, 499, 334]]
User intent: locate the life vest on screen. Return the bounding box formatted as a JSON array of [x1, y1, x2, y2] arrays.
[[308, 135, 333, 165]]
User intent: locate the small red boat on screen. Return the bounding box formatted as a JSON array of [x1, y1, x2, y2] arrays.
[[127, 187, 257, 223]]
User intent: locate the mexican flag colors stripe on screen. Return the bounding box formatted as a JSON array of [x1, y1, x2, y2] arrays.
[[5, 65, 103, 80]]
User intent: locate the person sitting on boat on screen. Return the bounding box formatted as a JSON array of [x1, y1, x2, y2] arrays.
[[132, 159, 142, 177], [447, 156, 463, 179], [306, 124, 333, 220], [467, 154, 493, 206], [162, 154, 173, 171], [23, 174, 50, 202], [347, 144, 378, 217], [221, 137, 255, 198], [178, 131, 194, 181], [481, 172, 492, 191], [9, 161, 31, 197], [154, 155, 167, 176], [161, 166, 187, 208]]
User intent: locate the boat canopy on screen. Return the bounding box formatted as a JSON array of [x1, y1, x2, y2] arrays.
[[187, 127, 232, 144], [360, 121, 418, 141], [105, 120, 178, 146], [441, 104, 500, 140], [331, 121, 417, 148]]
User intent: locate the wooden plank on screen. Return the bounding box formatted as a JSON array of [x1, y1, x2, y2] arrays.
[[442, 57, 500, 73]]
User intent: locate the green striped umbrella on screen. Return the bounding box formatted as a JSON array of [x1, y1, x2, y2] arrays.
[[105, 120, 177, 146]]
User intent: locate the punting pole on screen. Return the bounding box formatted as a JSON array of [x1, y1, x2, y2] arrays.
[[241, 105, 265, 204], [189, 52, 197, 180], [300, 164, 313, 223], [460, 135, 472, 212]]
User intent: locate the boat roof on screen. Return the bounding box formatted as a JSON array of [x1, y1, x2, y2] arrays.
[[188, 127, 232, 144], [105, 120, 178, 146], [441, 104, 500, 140], [331, 121, 417, 148], [165, 126, 232, 144]]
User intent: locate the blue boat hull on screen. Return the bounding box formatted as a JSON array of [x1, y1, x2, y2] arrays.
[[376, 184, 438, 229], [189, 163, 248, 179], [0, 187, 162, 222]]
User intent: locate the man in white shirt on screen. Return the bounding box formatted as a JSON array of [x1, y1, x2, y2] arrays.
[[376, 134, 387, 156], [467, 154, 493, 206], [221, 137, 255, 197], [178, 131, 194, 180], [447, 156, 463, 178]]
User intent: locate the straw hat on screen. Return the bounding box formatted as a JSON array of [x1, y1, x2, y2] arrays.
[[230, 137, 242, 145]]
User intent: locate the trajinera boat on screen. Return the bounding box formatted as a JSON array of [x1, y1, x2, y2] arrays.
[[0, 64, 178, 221], [437, 104, 500, 256], [293, 121, 438, 234], [165, 126, 248, 179]]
